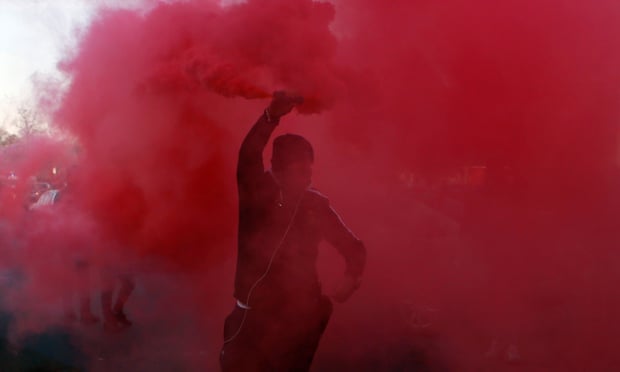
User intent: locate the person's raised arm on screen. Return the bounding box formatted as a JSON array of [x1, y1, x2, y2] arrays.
[[237, 91, 304, 191]]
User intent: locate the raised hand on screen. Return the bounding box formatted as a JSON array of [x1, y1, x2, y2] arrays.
[[266, 91, 304, 120]]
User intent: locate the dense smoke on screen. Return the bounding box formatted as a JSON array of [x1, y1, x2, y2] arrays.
[[0, 0, 619, 370]]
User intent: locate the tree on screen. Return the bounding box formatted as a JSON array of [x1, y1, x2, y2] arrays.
[[0, 127, 18, 147], [15, 103, 47, 137]]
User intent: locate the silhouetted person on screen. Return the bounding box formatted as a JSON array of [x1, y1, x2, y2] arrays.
[[30, 187, 99, 326], [220, 92, 366, 371]]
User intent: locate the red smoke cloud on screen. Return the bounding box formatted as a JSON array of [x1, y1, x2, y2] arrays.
[[53, 0, 346, 268], [1, 0, 619, 370]]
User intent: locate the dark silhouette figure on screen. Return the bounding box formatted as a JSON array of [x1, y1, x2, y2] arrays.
[[220, 92, 366, 371]]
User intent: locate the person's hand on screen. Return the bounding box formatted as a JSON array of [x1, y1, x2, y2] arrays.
[[266, 91, 304, 120], [331, 275, 362, 303]]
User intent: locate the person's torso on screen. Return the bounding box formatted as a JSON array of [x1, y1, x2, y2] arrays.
[[235, 172, 326, 303]]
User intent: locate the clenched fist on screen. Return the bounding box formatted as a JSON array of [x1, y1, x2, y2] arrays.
[[266, 91, 304, 121]]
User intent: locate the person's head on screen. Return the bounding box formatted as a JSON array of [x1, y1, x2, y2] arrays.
[[271, 134, 314, 193]]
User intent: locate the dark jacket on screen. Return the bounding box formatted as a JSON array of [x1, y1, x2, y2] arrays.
[[233, 113, 366, 305]]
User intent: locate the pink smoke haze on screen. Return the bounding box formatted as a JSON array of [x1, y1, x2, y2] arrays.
[[0, 0, 619, 370]]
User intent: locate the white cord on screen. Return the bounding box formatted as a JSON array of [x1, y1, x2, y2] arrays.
[[223, 193, 304, 345]]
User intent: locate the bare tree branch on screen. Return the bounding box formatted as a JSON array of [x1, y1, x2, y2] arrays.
[[15, 103, 46, 137]]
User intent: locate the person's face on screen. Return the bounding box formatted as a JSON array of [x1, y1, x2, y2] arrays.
[[273, 159, 313, 193]]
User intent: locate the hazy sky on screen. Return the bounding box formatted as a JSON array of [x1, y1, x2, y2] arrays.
[[0, 1, 93, 130], [0, 0, 245, 133], [0, 0, 164, 133]]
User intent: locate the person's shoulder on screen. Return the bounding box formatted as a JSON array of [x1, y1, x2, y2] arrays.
[[305, 188, 330, 207]]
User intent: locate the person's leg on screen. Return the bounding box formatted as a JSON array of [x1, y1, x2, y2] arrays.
[[63, 261, 81, 323], [112, 275, 134, 326], [76, 260, 98, 324], [79, 294, 98, 324], [101, 268, 124, 331], [221, 305, 270, 371], [101, 288, 115, 322], [286, 295, 333, 371], [62, 292, 77, 323], [79, 298, 98, 325]]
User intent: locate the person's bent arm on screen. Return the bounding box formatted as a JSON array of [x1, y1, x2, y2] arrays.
[[322, 203, 367, 302]]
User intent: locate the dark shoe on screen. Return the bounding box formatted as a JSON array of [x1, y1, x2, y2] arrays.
[[114, 310, 132, 327]]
